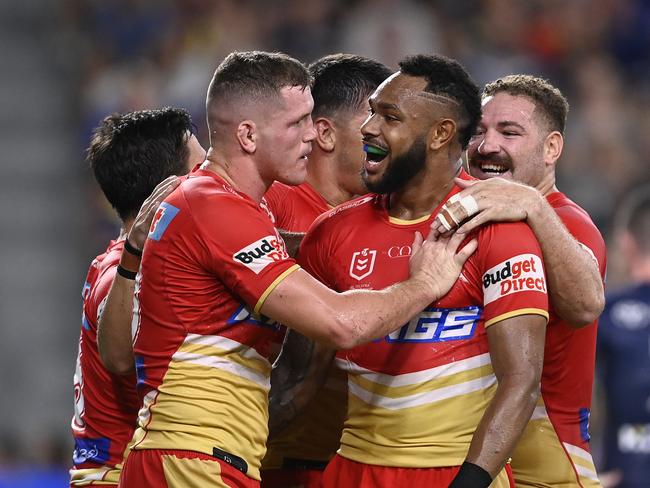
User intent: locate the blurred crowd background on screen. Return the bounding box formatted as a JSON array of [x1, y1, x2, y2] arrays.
[[0, 0, 648, 483]]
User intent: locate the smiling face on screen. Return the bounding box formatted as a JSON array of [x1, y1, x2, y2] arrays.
[[258, 85, 316, 186], [467, 92, 548, 186], [360, 73, 434, 194]]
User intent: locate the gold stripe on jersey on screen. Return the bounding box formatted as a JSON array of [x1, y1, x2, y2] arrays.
[[254, 264, 300, 314], [346, 355, 495, 406], [174, 333, 271, 387], [484, 308, 549, 328], [161, 454, 229, 488], [335, 354, 498, 467], [69, 466, 119, 485], [131, 335, 273, 481], [387, 214, 432, 225]]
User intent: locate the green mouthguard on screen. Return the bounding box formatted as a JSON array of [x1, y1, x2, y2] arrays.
[[364, 144, 388, 157]]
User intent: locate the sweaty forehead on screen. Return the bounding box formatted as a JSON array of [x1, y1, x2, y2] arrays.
[[481, 92, 537, 126]]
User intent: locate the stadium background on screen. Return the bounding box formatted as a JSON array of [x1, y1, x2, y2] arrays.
[[0, 0, 648, 484]]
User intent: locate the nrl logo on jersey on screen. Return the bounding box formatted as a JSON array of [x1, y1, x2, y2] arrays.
[[482, 254, 546, 305], [233, 235, 289, 274], [349, 248, 377, 281]]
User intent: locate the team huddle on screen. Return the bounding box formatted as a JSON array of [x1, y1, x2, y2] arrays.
[[70, 51, 606, 488]]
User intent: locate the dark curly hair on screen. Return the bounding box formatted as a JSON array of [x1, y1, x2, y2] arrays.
[[87, 107, 194, 220]]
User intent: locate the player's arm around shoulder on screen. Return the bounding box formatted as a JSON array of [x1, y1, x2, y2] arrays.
[[532, 199, 605, 327], [435, 177, 604, 327]]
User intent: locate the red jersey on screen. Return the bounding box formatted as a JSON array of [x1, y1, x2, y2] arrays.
[[262, 181, 347, 473], [70, 240, 139, 486], [299, 173, 549, 469], [511, 192, 607, 488], [129, 169, 299, 481], [263, 181, 330, 231]]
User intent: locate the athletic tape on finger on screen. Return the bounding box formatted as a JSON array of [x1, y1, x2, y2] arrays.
[[436, 206, 456, 231], [458, 195, 479, 218]]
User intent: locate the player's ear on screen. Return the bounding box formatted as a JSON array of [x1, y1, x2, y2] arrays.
[[543, 131, 563, 168], [314, 117, 335, 152], [237, 120, 257, 154], [429, 118, 456, 151]]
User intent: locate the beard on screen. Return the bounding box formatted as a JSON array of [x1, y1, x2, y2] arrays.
[[362, 136, 427, 194]]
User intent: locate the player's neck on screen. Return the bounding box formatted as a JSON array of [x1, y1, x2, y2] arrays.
[[203, 149, 268, 203], [388, 159, 461, 221], [306, 155, 355, 207], [534, 171, 558, 196]]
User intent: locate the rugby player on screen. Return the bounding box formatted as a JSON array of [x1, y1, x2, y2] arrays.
[[71, 108, 205, 487], [435, 75, 607, 487], [288, 54, 549, 487]]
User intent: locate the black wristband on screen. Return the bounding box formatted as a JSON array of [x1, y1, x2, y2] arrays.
[[448, 462, 492, 488], [116, 264, 137, 280], [124, 238, 143, 257]]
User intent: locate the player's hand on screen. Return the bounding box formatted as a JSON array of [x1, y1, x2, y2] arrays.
[[126, 175, 181, 250], [431, 177, 543, 238], [409, 228, 477, 300]]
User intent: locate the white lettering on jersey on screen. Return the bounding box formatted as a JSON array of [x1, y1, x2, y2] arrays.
[[233, 235, 289, 274], [482, 254, 546, 305]]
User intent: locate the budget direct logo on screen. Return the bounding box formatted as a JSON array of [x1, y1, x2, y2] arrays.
[[483, 254, 546, 305], [233, 235, 289, 274]]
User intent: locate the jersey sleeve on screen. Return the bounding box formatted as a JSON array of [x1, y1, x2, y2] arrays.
[[82, 253, 119, 332], [478, 222, 549, 327], [264, 182, 293, 230], [190, 194, 299, 314], [553, 204, 607, 278]]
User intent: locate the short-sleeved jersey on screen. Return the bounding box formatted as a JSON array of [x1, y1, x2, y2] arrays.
[[510, 191, 606, 488], [70, 240, 140, 486], [129, 169, 300, 481], [298, 173, 549, 468], [597, 282, 650, 487], [263, 181, 330, 231], [262, 181, 347, 471]]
